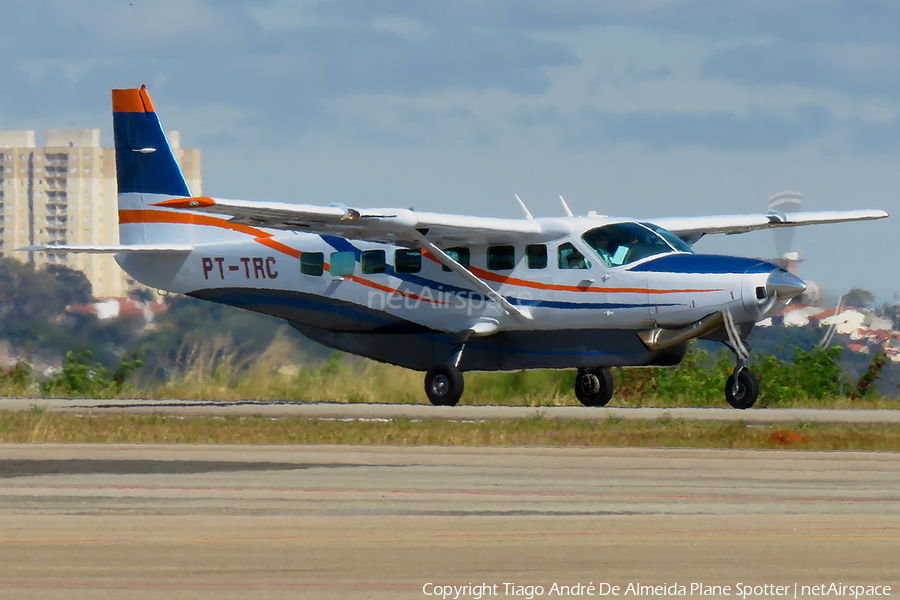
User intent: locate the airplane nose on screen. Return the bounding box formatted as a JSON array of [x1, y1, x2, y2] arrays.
[[766, 269, 806, 300]]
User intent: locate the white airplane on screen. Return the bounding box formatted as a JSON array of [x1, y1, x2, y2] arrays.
[[23, 86, 890, 409]]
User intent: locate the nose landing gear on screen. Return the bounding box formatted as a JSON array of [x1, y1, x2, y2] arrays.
[[722, 310, 759, 409], [725, 365, 759, 409]]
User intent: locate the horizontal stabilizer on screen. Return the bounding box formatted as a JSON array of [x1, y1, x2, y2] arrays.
[[17, 244, 193, 254]]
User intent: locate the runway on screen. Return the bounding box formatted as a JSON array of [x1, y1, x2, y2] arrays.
[[3, 397, 900, 424], [2, 444, 899, 599]]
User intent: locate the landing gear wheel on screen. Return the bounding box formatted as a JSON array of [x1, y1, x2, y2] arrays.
[[574, 367, 614, 407], [425, 364, 464, 406], [724, 369, 759, 409]]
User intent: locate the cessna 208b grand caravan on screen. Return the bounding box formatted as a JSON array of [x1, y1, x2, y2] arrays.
[[24, 87, 889, 408]]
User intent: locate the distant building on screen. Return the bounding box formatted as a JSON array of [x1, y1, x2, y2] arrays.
[[814, 308, 894, 336], [0, 129, 201, 297]]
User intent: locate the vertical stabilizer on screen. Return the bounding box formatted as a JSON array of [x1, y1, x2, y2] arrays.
[[112, 86, 191, 244]]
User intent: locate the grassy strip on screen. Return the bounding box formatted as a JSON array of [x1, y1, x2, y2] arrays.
[[3, 336, 898, 409], [3, 409, 900, 451], [4, 359, 898, 410]]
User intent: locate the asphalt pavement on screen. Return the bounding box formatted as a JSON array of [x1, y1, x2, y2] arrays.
[[1, 444, 899, 599]]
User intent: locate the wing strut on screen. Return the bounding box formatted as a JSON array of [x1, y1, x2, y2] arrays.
[[412, 232, 533, 321]]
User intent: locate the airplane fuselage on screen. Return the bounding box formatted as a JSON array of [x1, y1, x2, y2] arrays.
[[31, 85, 881, 408], [117, 209, 789, 372]]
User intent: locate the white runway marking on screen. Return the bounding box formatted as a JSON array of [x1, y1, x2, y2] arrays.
[[2, 397, 899, 424]]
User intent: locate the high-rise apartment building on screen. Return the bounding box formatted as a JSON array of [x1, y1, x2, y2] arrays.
[[0, 129, 201, 297]]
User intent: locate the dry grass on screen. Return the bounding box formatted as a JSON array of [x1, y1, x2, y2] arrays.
[[4, 409, 900, 451], [3, 333, 898, 409], [141, 356, 898, 409]]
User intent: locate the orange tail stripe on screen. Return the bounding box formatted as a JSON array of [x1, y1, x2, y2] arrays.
[[112, 89, 148, 113]]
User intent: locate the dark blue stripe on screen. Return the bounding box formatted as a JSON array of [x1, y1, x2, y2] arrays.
[[320, 235, 362, 258], [425, 332, 618, 358], [508, 297, 681, 310], [628, 254, 775, 274], [197, 289, 643, 359], [317, 236, 667, 309], [203, 291, 393, 327]]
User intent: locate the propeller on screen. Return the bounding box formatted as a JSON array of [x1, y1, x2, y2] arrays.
[[767, 192, 803, 259]]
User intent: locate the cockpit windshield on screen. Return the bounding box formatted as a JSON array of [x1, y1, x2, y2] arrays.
[[640, 222, 694, 254], [582, 222, 691, 268]]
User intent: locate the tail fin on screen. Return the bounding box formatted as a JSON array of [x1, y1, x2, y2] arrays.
[[113, 86, 190, 197], [112, 86, 191, 245]]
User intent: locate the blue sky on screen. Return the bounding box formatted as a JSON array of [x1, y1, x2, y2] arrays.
[[1, 0, 897, 299]]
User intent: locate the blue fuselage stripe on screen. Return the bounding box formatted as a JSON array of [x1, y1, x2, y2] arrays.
[[316, 236, 683, 311]]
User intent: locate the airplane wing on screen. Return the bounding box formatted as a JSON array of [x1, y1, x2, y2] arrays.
[[17, 244, 194, 254], [152, 197, 571, 246], [648, 209, 889, 244], [153, 196, 569, 321]]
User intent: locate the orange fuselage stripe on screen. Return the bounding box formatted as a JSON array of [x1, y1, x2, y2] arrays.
[[119, 209, 723, 297], [422, 250, 724, 295], [119, 209, 445, 304]]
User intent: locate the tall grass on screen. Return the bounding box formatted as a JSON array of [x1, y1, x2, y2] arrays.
[[2, 332, 898, 408]]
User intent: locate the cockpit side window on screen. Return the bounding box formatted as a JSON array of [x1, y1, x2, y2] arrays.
[[558, 242, 590, 270], [582, 223, 678, 267]]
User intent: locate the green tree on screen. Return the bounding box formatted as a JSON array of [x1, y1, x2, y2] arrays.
[[882, 301, 900, 330], [843, 287, 876, 309], [0, 258, 93, 328]]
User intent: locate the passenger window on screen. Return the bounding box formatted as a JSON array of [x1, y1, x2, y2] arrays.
[[526, 244, 547, 269], [558, 243, 590, 270], [442, 246, 470, 271], [330, 251, 355, 276], [300, 252, 324, 276], [487, 245, 515, 270], [395, 249, 422, 273], [361, 249, 386, 274]]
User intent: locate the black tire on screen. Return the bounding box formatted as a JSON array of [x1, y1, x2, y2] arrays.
[[424, 364, 464, 406], [724, 369, 759, 409], [574, 367, 614, 407]]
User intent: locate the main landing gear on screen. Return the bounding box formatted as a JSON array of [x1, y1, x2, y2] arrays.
[[424, 363, 464, 406], [722, 310, 759, 410], [424, 342, 466, 406], [574, 367, 614, 407]]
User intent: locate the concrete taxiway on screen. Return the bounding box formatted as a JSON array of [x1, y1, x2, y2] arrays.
[[2, 397, 900, 424], [1, 444, 900, 599]]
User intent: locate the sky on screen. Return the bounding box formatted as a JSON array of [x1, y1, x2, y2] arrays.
[[0, 0, 897, 301]]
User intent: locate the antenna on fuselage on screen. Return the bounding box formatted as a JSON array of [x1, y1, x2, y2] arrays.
[[514, 194, 534, 220], [559, 195, 574, 217]]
